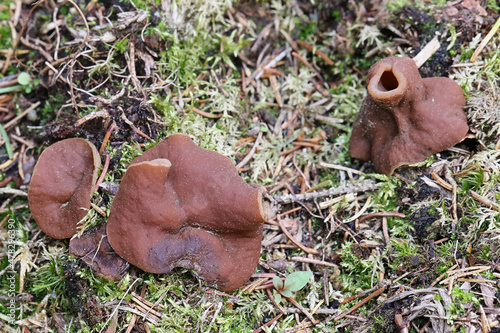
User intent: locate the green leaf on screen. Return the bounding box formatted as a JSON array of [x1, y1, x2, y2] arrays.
[[284, 271, 312, 292], [273, 276, 283, 290], [273, 290, 282, 304], [280, 289, 292, 298], [17, 72, 31, 86]]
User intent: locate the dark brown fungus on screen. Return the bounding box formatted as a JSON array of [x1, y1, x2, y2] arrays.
[[28, 138, 101, 239], [107, 134, 269, 291], [349, 56, 468, 175], [69, 224, 129, 280]]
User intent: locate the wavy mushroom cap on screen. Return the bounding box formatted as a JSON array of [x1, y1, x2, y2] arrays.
[[107, 134, 267, 292], [349, 56, 468, 175], [28, 138, 100, 239], [69, 223, 130, 281]]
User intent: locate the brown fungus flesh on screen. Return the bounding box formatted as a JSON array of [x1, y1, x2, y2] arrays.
[[107, 134, 269, 292], [69, 223, 130, 281], [349, 56, 468, 175], [28, 138, 101, 239]]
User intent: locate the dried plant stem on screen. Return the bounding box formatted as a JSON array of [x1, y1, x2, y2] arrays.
[[236, 132, 263, 169], [334, 286, 386, 321], [278, 218, 320, 256], [252, 313, 283, 333], [284, 295, 319, 325], [273, 182, 380, 204], [469, 190, 500, 212], [470, 16, 500, 62]]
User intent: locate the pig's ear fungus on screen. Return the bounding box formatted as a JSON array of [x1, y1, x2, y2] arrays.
[[349, 56, 468, 175], [28, 138, 101, 239], [107, 134, 269, 292]]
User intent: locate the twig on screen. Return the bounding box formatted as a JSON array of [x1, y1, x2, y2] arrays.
[[343, 196, 372, 223], [121, 111, 153, 141], [469, 190, 500, 212], [430, 172, 452, 191], [290, 256, 338, 268], [284, 296, 319, 325], [266, 288, 287, 315], [3, 101, 40, 130], [74, 110, 111, 127], [236, 132, 263, 169], [99, 278, 141, 333], [319, 161, 363, 175], [413, 35, 440, 68], [296, 40, 334, 65], [358, 211, 406, 223], [278, 218, 320, 256], [211, 69, 229, 98], [334, 286, 386, 321], [252, 314, 283, 333], [291, 52, 322, 79], [95, 155, 110, 192], [274, 182, 380, 204], [99, 121, 117, 155], [470, 16, 500, 62], [246, 49, 287, 84], [189, 106, 222, 119]]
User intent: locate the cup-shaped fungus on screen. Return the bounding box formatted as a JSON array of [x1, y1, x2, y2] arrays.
[[69, 224, 130, 280], [107, 134, 269, 292], [28, 138, 101, 239], [349, 56, 468, 175]]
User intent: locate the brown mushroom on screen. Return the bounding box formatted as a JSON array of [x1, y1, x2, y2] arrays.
[[69, 223, 129, 280], [28, 138, 101, 239], [349, 56, 468, 175], [107, 134, 269, 291]]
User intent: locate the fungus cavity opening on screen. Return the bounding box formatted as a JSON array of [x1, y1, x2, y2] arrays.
[[378, 70, 399, 92]]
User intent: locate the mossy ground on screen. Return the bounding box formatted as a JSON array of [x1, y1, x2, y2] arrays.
[[1, 0, 499, 332]]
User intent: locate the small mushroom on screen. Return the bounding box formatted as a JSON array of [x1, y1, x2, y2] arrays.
[[28, 138, 101, 239], [349, 56, 468, 175], [69, 223, 129, 280], [107, 134, 269, 291]]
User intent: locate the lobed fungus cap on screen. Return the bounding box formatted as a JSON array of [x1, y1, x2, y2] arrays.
[[28, 138, 101, 239], [107, 134, 268, 292], [69, 224, 129, 281], [349, 56, 468, 175]]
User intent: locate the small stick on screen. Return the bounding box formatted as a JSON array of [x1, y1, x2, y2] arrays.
[[291, 52, 322, 79], [279, 145, 301, 156], [3, 101, 40, 130], [445, 172, 458, 222], [236, 132, 263, 169], [278, 218, 320, 256], [252, 313, 283, 333], [95, 155, 110, 192], [211, 69, 229, 98], [269, 75, 283, 107], [296, 40, 334, 65], [334, 286, 386, 321], [266, 288, 287, 315], [382, 217, 390, 245], [470, 16, 500, 62], [430, 172, 452, 191], [189, 106, 222, 119], [319, 161, 363, 175], [284, 296, 319, 325], [469, 190, 500, 212], [280, 30, 300, 53], [343, 196, 372, 223], [99, 121, 117, 155], [413, 35, 440, 68], [75, 110, 111, 127], [275, 182, 380, 204], [358, 211, 405, 223], [291, 256, 338, 268], [121, 112, 153, 141]]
